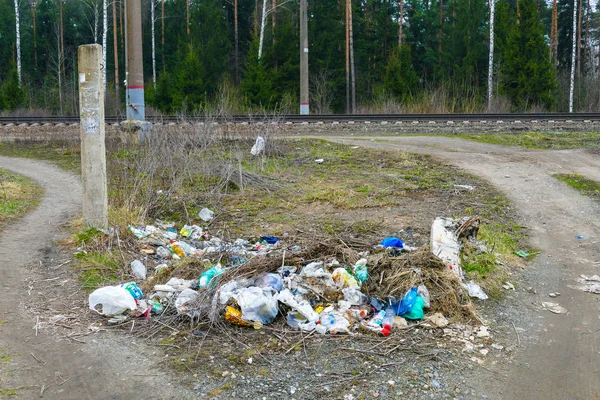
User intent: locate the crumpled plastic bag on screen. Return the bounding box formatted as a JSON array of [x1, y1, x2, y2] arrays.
[[319, 311, 351, 334], [234, 287, 279, 324], [251, 136, 265, 156], [175, 289, 201, 315], [417, 285, 431, 308], [165, 277, 194, 291], [332, 268, 359, 288], [254, 273, 284, 292], [287, 311, 316, 332], [277, 288, 319, 322], [464, 281, 488, 300], [393, 287, 418, 316], [89, 286, 137, 316]]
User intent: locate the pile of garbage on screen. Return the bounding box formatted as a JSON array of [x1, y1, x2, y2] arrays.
[[88, 213, 486, 335]]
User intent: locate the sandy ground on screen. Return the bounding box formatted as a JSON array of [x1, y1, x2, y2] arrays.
[[0, 135, 599, 399], [320, 136, 600, 399]]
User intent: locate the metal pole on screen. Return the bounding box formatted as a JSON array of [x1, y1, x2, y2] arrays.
[[299, 0, 309, 115], [126, 0, 145, 120], [78, 44, 108, 229]]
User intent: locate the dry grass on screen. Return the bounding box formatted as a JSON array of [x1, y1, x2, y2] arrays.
[[0, 168, 43, 228]]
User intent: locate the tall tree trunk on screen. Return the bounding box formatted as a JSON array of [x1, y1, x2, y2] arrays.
[[162, 0, 165, 73], [113, 0, 119, 99], [349, 0, 356, 113], [234, 0, 239, 84], [254, 0, 259, 37], [186, 0, 190, 37], [398, 0, 403, 47], [577, 0, 582, 77], [569, 0, 577, 112], [439, 0, 443, 63], [120, 0, 124, 45], [14, 0, 21, 87], [33, 1, 38, 69], [57, 32, 62, 114], [258, 0, 267, 59], [151, 0, 156, 87], [102, 0, 108, 90], [488, 0, 495, 109], [346, 0, 350, 113], [59, 0, 64, 85], [584, 0, 590, 75], [272, 0, 277, 69], [550, 0, 558, 66]]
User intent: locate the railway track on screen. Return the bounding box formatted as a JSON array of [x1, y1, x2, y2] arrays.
[[1, 112, 600, 126]]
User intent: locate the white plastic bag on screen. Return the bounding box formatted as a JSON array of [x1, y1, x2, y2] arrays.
[[430, 217, 462, 277], [251, 136, 265, 156], [464, 281, 488, 300], [198, 208, 215, 222], [175, 289, 201, 315], [89, 286, 137, 316], [277, 288, 319, 322], [234, 287, 279, 324]]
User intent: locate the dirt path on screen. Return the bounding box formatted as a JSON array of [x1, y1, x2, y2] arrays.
[[318, 136, 600, 399], [0, 156, 195, 399]]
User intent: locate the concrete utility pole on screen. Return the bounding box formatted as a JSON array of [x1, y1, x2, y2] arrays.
[[78, 44, 108, 229], [299, 0, 309, 115], [126, 0, 145, 121]]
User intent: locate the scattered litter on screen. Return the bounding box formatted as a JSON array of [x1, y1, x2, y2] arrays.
[[426, 312, 449, 328], [476, 326, 490, 338], [453, 184, 475, 190], [430, 217, 462, 277], [479, 349, 489, 356], [314, 159, 324, 164], [198, 208, 214, 222], [88, 216, 490, 336], [491, 343, 504, 351], [514, 250, 530, 258], [570, 275, 600, 294], [548, 292, 560, 298], [464, 281, 488, 300], [250, 136, 265, 156], [542, 302, 567, 314], [502, 281, 515, 290]]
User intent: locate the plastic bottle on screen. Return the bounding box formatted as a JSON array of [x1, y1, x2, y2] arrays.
[[366, 310, 386, 328], [121, 282, 143, 300], [174, 241, 199, 256], [381, 308, 395, 337], [343, 288, 369, 305], [130, 260, 147, 280]]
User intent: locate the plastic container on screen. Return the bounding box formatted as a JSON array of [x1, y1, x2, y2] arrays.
[[381, 308, 395, 336], [121, 282, 143, 300], [130, 260, 147, 280], [343, 288, 369, 305]]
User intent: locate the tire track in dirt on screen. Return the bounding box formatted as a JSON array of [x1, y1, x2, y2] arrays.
[[0, 156, 195, 400], [320, 136, 600, 399]]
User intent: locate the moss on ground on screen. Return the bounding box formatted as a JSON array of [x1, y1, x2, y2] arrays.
[[553, 174, 600, 200]]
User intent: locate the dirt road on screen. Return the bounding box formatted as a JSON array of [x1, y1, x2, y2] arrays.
[[321, 136, 600, 399], [1, 136, 599, 399], [0, 156, 195, 399]]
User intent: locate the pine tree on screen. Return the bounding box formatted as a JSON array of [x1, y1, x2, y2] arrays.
[[383, 44, 418, 102], [500, 0, 557, 109]]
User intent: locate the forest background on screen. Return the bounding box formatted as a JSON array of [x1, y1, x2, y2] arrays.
[[0, 0, 598, 115]]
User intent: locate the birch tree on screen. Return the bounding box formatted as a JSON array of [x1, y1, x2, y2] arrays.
[[103, 0, 108, 90], [151, 0, 157, 87], [488, 0, 495, 108], [258, 0, 267, 59], [14, 0, 22, 87], [569, 0, 577, 112]]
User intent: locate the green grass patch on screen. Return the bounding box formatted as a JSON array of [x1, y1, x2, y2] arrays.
[[0, 140, 81, 172], [553, 174, 600, 199], [73, 250, 122, 291], [0, 168, 43, 229], [454, 131, 600, 149]]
